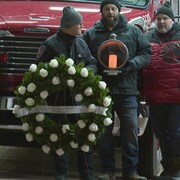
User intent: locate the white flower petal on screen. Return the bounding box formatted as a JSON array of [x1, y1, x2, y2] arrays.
[[70, 141, 78, 148], [29, 64, 37, 72], [27, 83, 36, 93], [99, 81, 107, 89], [103, 117, 113, 126], [40, 90, 49, 99], [65, 58, 74, 66], [49, 133, 58, 142], [22, 122, 29, 131], [18, 86, 26, 95], [39, 68, 48, 78], [77, 120, 86, 129], [89, 123, 98, 132], [25, 98, 35, 106], [42, 145, 50, 154], [75, 94, 83, 102], [80, 68, 88, 77], [35, 114, 45, 122], [81, 145, 89, 152], [56, 148, 65, 156], [49, 59, 58, 68], [25, 133, 33, 142]]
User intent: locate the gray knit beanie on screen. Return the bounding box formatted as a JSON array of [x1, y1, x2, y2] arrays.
[[156, 1, 174, 21], [60, 6, 83, 28], [100, 0, 122, 12]]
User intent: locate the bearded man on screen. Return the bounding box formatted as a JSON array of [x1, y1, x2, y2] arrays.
[[83, 0, 151, 179]]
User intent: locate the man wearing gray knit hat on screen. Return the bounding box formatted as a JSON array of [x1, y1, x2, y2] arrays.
[[37, 5, 97, 180], [60, 5, 83, 28]]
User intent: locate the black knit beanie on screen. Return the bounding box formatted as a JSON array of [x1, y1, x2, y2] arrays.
[[100, 0, 122, 12], [156, 1, 174, 21], [60, 6, 83, 28]]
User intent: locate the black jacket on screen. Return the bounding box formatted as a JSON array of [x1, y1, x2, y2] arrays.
[[36, 29, 97, 122], [83, 15, 151, 95], [37, 29, 97, 73]]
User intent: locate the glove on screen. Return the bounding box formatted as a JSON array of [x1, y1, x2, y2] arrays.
[[121, 61, 136, 75]]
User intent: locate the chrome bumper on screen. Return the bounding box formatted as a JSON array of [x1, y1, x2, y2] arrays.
[[0, 96, 15, 111]]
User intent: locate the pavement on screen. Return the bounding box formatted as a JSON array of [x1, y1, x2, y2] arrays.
[[0, 146, 122, 180]]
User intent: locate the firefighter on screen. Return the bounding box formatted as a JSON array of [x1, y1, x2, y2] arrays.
[[83, 0, 151, 179], [142, 1, 180, 179], [37, 6, 97, 180]]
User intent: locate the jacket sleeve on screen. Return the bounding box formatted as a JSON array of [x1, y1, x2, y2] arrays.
[[36, 43, 54, 62], [79, 38, 98, 74], [128, 26, 152, 71]]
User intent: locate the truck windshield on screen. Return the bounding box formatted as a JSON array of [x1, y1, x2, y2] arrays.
[[64, 0, 150, 8], [121, 0, 148, 6]]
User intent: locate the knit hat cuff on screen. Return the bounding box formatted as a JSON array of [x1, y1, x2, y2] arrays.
[[60, 6, 83, 28], [100, 0, 122, 12]]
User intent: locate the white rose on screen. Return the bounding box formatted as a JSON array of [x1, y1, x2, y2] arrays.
[[88, 133, 96, 142], [13, 104, 20, 114], [35, 126, 43, 134], [84, 87, 93, 96], [42, 145, 50, 154], [22, 122, 29, 131], [18, 86, 26, 95], [103, 97, 112, 107], [56, 148, 64, 156], [68, 66, 76, 75], [77, 120, 86, 129], [62, 124, 70, 134], [70, 141, 78, 148], [81, 145, 89, 152], [25, 98, 35, 106], [65, 58, 74, 66], [89, 123, 98, 132], [25, 133, 33, 142], [52, 76, 61, 85], [49, 133, 58, 142], [39, 68, 48, 78], [27, 83, 36, 92], [87, 104, 96, 112], [35, 114, 45, 122], [75, 94, 83, 102], [67, 79, 75, 87], [103, 117, 113, 126], [99, 81, 107, 89], [40, 90, 49, 99], [29, 64, 37, 72], [49, 59, 58, 68], [80, 67, 88, 77]]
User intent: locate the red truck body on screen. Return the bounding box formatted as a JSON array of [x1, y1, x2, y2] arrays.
[[0, 0, 164, 138], [0, 0, 163, 101], [0, 0, 166, 177]]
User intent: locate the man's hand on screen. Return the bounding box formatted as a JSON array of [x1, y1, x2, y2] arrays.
[[121, 61, 136, 75]]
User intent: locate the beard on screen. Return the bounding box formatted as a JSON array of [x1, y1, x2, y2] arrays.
[[102, 15, 119, 28]]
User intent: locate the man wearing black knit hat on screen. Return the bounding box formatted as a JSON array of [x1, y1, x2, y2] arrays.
[[83, 0, 151, 179], [37, 5, 97, 180], [142, 1, 180, 180]]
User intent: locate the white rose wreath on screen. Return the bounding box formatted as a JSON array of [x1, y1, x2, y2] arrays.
[[13, 54, 113, 156]]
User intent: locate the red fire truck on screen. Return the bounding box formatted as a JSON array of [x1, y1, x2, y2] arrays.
[[0, 0, 166, 178]]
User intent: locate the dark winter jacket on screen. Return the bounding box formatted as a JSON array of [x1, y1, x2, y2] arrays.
[[37, 29, 97, 73], [83, 15, 151, 95], [142, 22, 180, 104], [36, 29, 97, 122]]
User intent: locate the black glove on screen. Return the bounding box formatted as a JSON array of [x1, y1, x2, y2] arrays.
[[121, 61, 136, 75]]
